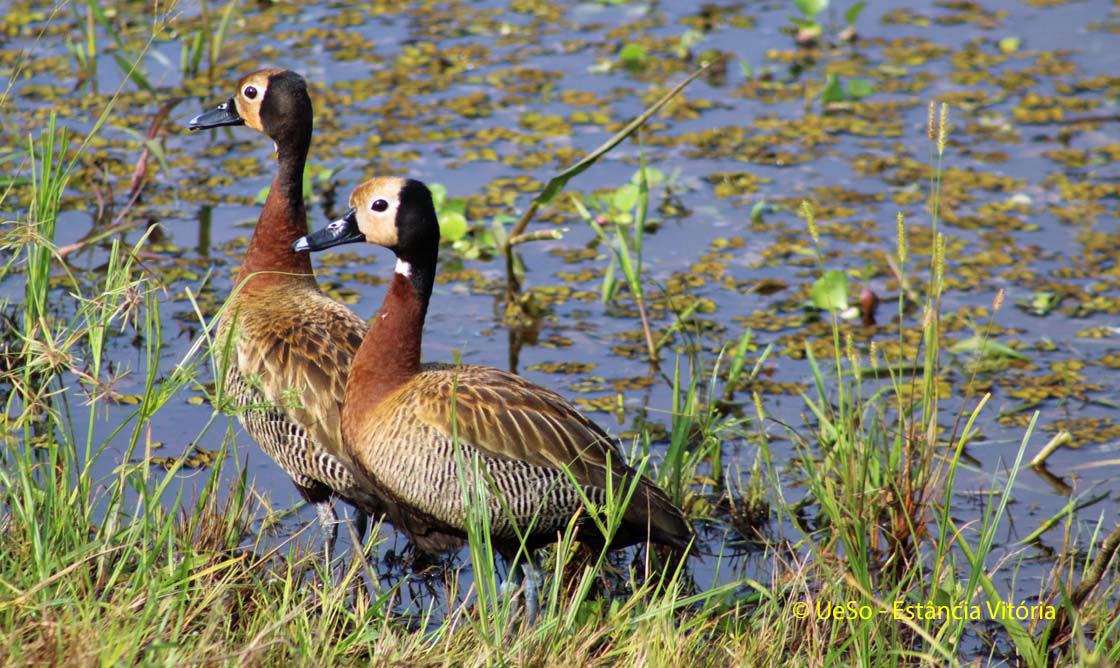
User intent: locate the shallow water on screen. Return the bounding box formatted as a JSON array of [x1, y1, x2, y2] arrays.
[[2, 0, 1119, 644]]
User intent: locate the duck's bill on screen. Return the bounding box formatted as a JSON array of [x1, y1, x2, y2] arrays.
[[293, 208, 364, 252], [187, 98, 244, 130]]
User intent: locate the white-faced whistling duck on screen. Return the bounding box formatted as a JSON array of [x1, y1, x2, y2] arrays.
[[293, 176, 693, 616], [187, 69, 383, 561]]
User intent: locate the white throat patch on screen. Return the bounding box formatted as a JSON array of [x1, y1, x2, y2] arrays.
[[395, 258, 412, 277]]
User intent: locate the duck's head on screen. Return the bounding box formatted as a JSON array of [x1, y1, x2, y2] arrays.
[[188, 68, 312, 142], [293, 177, 439, 265]]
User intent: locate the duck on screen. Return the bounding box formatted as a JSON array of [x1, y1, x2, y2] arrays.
[[186, 69, 383, 561], [292, 176, 693, 613]]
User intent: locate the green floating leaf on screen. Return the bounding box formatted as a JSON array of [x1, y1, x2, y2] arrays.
[[429, 182, 448, 211], [630, 166, 666, 188], [847, 77, 873, 99], [789, 16, 820, 29], [1020, 291, 1062, 316], [439, 211, 468, 242], [750, 199, 769, 222], [429, 182, 470, 242], [612, 183, 640, 212], [794, 0, 829, 18], [809, 269, 849, 311], [619, 43, 647, 66], [820, 73, 845, 105], [443, 197, 467, 217], [949, 336, 1031, 361]]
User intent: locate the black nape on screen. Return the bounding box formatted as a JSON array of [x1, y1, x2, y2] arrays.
[[259, 71, 313, 152]]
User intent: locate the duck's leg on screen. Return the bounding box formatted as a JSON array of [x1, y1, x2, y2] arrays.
[[352, 509, 369, 549], [518, 559, 541, 624], [500, 554, 542, 623], [347, 509, 372, 577], [314, 500, 339, 566], [297, 483, 341, 570], [341, 508, 376, 604]]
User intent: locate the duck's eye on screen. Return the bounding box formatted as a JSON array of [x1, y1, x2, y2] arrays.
[[371, 199, 389, 212], [243, 85, 258, 100]]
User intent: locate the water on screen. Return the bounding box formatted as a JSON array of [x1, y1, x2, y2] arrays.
[[2, 0, 1118, 647]]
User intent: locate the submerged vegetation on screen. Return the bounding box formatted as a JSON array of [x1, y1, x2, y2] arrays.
[[2, 1, 1119, 665]]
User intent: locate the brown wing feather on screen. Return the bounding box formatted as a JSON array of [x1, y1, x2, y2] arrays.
[[232, 288, 367, 462], [413, 365, 692, 548], [415, 366, 618, 474]]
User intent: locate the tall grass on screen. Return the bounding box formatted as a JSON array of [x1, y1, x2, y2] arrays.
[[739, 104, 1117, 666]]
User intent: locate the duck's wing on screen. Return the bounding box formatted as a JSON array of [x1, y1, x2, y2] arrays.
[[415, 365, 622, 478], [235, 292, 369, 461], [414, 365, 692, 547]]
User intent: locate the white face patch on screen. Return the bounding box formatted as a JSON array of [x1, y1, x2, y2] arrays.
[[349, 177, 408, 248], [233, 69, 278, 133], [395, 258, 412, 277]]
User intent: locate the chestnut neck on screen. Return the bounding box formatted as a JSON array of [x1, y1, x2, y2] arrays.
[[344, 257, 436, 423], [237, 138, 314, 288]]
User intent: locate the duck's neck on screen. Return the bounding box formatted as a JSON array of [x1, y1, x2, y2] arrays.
[[238, 139, 314, 287], [344, 253, 436, 418]]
